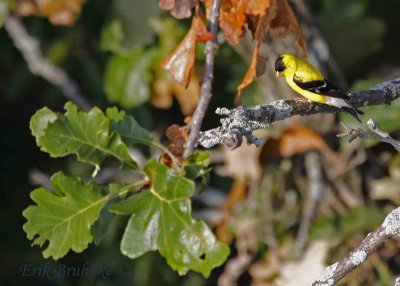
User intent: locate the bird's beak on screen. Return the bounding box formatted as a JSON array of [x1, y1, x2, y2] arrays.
[[276, 71, 281, 78]]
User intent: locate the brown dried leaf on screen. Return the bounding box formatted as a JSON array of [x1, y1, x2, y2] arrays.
[[161, 10, 212, 87], [159, 0, 199, 19], [236, 0, 274, 97], [237, 44, 268, 97], [219, 0, 247, 45], [245, 0, 271, 16], [269, 0, 306, 56], [165, 124, 189, 160], [17, 0, 83, 26], [279, 127, 326, 157], [260, 126, 326, 163]]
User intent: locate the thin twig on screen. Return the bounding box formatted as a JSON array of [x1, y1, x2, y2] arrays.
[[198, 78, 400, 149], [294, 152, 323, 256], [183, 0, 221, 158], [217, 251, 253, 286], [312, 207, 400, 286], [29, 169, 52, 190], [261, 175, 279, 251], [4, 15, 92, 111], [337, 119, 400, 152]]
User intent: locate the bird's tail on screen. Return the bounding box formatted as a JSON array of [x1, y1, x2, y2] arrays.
[[341, 106, 364, 123]]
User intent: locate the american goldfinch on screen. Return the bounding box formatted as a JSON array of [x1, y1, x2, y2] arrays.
[[275, 54, 363, 122]]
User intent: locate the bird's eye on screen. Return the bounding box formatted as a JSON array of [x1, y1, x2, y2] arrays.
[[275, 57, 285, 72]]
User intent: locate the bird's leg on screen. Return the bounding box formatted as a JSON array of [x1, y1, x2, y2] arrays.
[[294, 96, 309, 102], [294, 96, 318, 112]]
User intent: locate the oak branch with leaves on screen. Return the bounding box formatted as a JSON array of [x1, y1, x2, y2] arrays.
[[25, 103, 229, 277]]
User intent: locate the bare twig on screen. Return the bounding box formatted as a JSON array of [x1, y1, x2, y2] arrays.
[[312, 207, 400, 286], [261, 176, 279, 251], [294, 152, 323, 256], [29, 169, 52, 190], [338, 119, 400, 152], [4, 15, 92, 111], [217, 251, 253, 286], [198, 78, 400, 149], [183, 0, 220, 158]]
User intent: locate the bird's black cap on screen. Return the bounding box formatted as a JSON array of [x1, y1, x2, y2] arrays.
[[275, 56, 285, 72]]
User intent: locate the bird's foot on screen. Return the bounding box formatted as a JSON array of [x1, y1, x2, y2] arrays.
[[294, 97, 318, 112], [293, 96, 309, 102]]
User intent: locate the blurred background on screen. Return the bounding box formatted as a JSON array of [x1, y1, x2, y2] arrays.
[[1, 0, 400, 285]]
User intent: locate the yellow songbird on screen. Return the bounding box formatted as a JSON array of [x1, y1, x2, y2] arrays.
[[275, 54, 363, 122]]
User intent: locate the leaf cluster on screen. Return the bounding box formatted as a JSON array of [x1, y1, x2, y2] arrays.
[[24, 102, 229, 277]]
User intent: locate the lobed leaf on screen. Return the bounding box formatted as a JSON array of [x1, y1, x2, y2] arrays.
[[183, 150, 210, 180], [30, 102, 137, 172], [23, 172, 109, 259], [110, 159, 230, 277], [107, 107, 157, 147]]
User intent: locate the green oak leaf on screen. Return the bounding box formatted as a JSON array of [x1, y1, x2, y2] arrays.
[[184, 151, 211, 192], [23, 172, 109, 260], [100, 19, 125, 54], [106, 107, 157, 147], [109, 159, 230, 277], [183, 151, 210, 180], [104, 48, 155, 108], [30, 102, 137, 172]]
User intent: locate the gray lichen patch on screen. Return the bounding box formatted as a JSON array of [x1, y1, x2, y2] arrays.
[[316, 262, 338, 286], [351, 251, 367, 266], [271, 100, 293, 119], [382, 207, 400, 236]]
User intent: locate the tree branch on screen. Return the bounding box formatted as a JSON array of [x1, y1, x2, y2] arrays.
[[4, 15, 92, 111], [312, 207, 400, 286], [198, 78, 400, 149], [183, 0, 221, 158], [338, 119, 400, 152]]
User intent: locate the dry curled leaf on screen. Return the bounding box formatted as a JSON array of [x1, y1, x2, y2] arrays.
[[17, 0, 83, 26], [159, 0, 199, 19], [161, 9, 213, 87], [214, 0, 306, 96], [237, 44, 268, 97], [219, 0, 247, 45], [260, 126, 326, 163], [279, 127, 325, 157], [165, 124, 189, 160], [270, 0, 306, 56]]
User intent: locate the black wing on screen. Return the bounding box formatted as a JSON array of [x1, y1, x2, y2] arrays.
[[293, 75, 350, 100]]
